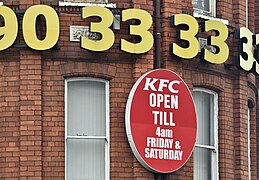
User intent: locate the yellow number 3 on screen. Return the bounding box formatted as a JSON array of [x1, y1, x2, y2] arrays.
[[121, 9, 153, 54], [81, 7, 153, 54], [171, 14, 199, 59], [81, 6, 115, 51]]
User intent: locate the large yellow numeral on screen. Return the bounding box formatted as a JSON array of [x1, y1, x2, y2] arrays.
[[235, 27, 254, 71], [253, 34, 259, 74], [0, 6, 18, 51], [171, 14, 199, 59], [202, 20, 229, 64], [23, 5, 60, 50], [121, 9, 153, 54], [81, 6, 114, 51]]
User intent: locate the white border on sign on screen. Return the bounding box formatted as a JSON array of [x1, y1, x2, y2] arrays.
[[125, 70, 153, 172], [125, 69, 197, 173]]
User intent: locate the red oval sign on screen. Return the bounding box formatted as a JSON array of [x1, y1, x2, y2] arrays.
[[125, 69, 197, 173]]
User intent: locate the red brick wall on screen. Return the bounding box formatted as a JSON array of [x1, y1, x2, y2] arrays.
[[0, 0, 258, 179], [0, 60, 20, 179], [255, 1, 259, 175]]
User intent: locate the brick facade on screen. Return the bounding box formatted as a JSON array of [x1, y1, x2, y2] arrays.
[[0, 0, 259, 179]]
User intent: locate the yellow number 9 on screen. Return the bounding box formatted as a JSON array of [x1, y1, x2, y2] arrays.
[[0, 6, 18, 51]]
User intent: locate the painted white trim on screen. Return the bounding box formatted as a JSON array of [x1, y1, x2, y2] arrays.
[[193, 12, 229, 25], [214, 90, 219, 180], [64, 79, 68, 180], [193, 88, 219, 180], [65, 78, 110, 180], [67, 135, 107, 139], [59, 1, 116, 8], [105, 79, 110, 180], [195, 144, 216, 151]]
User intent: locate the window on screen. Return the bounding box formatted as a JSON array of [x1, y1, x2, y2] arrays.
[[65, 78, 109, 180], [193, 88, 218, 180], [248, 107, 251, 180], [192, 0, 216, 17]]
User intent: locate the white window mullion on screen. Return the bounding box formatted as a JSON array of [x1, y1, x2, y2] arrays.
[[195, 144, 216, 151], [67, 136, 107, 139]]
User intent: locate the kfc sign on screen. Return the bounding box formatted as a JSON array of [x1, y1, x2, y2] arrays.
[[125, 69, 197, 173]]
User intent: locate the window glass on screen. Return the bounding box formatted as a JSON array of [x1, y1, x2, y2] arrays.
[[194, 147, 212, 179], [67, 139, 106, 180], [192, 0, 216, 17], [193, 0, 210, 12], [67, 81, 106, 136]]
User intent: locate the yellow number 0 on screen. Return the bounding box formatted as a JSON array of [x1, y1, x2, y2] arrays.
[[81, 6, 115, 51], [121, 9, 153, 54], [23, 5, 60, 50], [171, 14, 199, 59], [0, 6, 18, 51]]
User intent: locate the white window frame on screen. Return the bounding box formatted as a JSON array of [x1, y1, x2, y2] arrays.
[[193, 88, 219, 180], [193, 0, 216, 17], [65, 77, 110, 180]]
